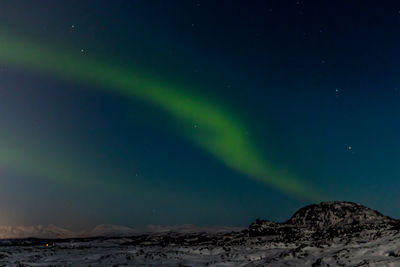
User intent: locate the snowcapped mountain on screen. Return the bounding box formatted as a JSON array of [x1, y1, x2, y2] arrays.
[[131, 224, 243, 234], [0, 224, 75, 239], [83, 224, 138, 237]]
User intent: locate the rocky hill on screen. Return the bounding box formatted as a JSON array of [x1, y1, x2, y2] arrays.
[[286, 201, 395, 230], [249, 201, 398, 241]]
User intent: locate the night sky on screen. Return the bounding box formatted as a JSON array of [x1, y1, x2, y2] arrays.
[[1, 0, 400, 230]]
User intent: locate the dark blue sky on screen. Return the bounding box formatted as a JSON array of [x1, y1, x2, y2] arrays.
[[1, 0, 400, 229]]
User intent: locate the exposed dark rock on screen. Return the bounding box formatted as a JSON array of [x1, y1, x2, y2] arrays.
[[286, 201, 395, 230], [248, 219, 281, 236], [249, 201, 398, 241]]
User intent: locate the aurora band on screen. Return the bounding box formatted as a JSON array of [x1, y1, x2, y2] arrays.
[[0, 36, 323, 200]]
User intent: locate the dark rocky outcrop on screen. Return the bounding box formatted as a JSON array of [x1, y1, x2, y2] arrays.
[[286, 201, 395, 230], [248, 201, 398, 240]]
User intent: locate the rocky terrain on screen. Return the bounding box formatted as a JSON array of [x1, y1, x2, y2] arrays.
[[2, 201, 400, 266]]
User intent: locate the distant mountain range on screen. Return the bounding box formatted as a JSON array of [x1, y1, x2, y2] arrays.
[[0, 224, 76, 239], [0, 223, 243, 239]]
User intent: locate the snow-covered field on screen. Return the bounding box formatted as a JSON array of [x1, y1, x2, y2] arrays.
[[1, 230, 400, 266]]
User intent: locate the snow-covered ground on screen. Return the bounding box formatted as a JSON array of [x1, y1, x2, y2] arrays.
[[1, 230, 400, 266]]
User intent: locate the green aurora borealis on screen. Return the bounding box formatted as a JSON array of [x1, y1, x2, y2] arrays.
[[0, 36, 322, 200], [3, 1, 400, 228]]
